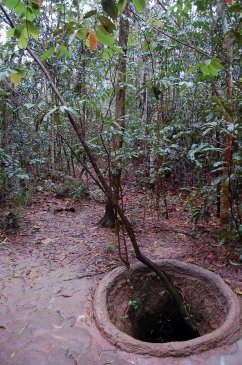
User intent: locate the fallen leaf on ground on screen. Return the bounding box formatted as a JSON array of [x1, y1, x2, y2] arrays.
[[234, 287, 242, 295], [27, 268, 38, 279], [52, 324, 63, 329], [0, 238, 8, 245], [224, 278, 231, 285], [207, 266, 216, 271], [36, 238, 54, 245], [52, 335, 67, 341], [32, 226, 41, 232], [18, 324, 28, 335], [186, 257, 196, 264]]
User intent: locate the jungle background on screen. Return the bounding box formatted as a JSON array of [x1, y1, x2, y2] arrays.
[[0, 0, 242, 284]]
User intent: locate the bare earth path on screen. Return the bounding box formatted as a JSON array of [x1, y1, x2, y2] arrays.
[[0, 192, 241, 365]]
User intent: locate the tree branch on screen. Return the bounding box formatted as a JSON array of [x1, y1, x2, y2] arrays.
[[130, 8, 208, 57]]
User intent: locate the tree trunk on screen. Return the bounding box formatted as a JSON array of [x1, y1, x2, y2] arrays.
[[218, 1, 234, 224], [138, 4, 150, 180], [0, 100, 10, 196], [50, 122, 55, 177], [98, 200, 116, 228], [100, 7, 129, 227]]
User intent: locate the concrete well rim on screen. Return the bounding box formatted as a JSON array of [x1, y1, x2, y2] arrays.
[[94, 259, 241, 357]]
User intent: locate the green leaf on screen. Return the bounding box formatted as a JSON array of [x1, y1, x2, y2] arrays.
[[101, 0, 118, 20], [96, 26, 115, 46], [77, 27, 88, 40], [200, 64, 209, 76], [6, 28, 15, 38], [192, 20, 210, 31], [148, 18, 164, 28], [110, 44, 124, 54], [196, 0, 207, 11], [211, 58, 223, 70], [53, 28, 63, 36], [14, 26, 23, 39], [208, 64, 218, 77], [187, 63, 201, 74], [26, 21, 39, 40], [132, 0, 146, 13], [0, 88, 9, 96], [3, 0, 19, 9], [14, 2, 26, 14], [98, 16, 116, 33], [10, 71, 22, 84], [182, 1, 192, 16], [15, 66, 25, 77], [58, 45, 71, 57], [234, 31, 242, 46], [83, 9, 97, 18], [26, 6, 36, 21], [40, 47, 55, 61], [18, 34, 28, 49], [103, 47, 114, 60], [197, 58, 224, 77], [117, 0, 127, 13], [228, 4, 242, 13], [64, 21, 75, 36]]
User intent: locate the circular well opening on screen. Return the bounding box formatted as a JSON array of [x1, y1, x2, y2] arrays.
[[128, 291, 199, 343], [94, 260, 241, 357]]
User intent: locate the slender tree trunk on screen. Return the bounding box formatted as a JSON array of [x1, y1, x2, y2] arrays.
[[209, 5, 221, 218], [50, 122, 55, 177], [139, 4, 149, 177], [50, 87, 56, 177], [1, 100, 10, 195], [99, 7, 130, 227], [218, 1, 234, 224], [2, 102, 9, 154], [70, 151, 76, 178]]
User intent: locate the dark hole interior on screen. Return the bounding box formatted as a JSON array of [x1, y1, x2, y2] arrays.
[[130, 292, 200, 343]]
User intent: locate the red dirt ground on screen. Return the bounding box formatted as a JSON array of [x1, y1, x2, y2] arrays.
[[0, 189, 242, 365], [0, 190, 241, 292]]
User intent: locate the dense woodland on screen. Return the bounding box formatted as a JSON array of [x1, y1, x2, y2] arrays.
[[0, 0, 241, 257]]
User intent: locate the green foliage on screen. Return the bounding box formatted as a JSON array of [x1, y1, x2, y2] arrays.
[[212, 222, 237, 246], [188, 58, 224, 77], [96, 26, 115, 46], [83, 10, 97, 19], [98, 16, 116, 33], [10, 67, 25, 84], [4, 209, 20, 232], [0, 147, 31, 204], [0, 0, 241, 253], [128, 299, 139, 310], [117, 0, 127, 13], [132, 0, 146, 13], [50, 178, 87, 199], [101, 0, 118, 20], [89, 188, 106, 203], [185, 187, 216, 224], [11, 187, 33, 206], [40, 47, 55, 61]]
